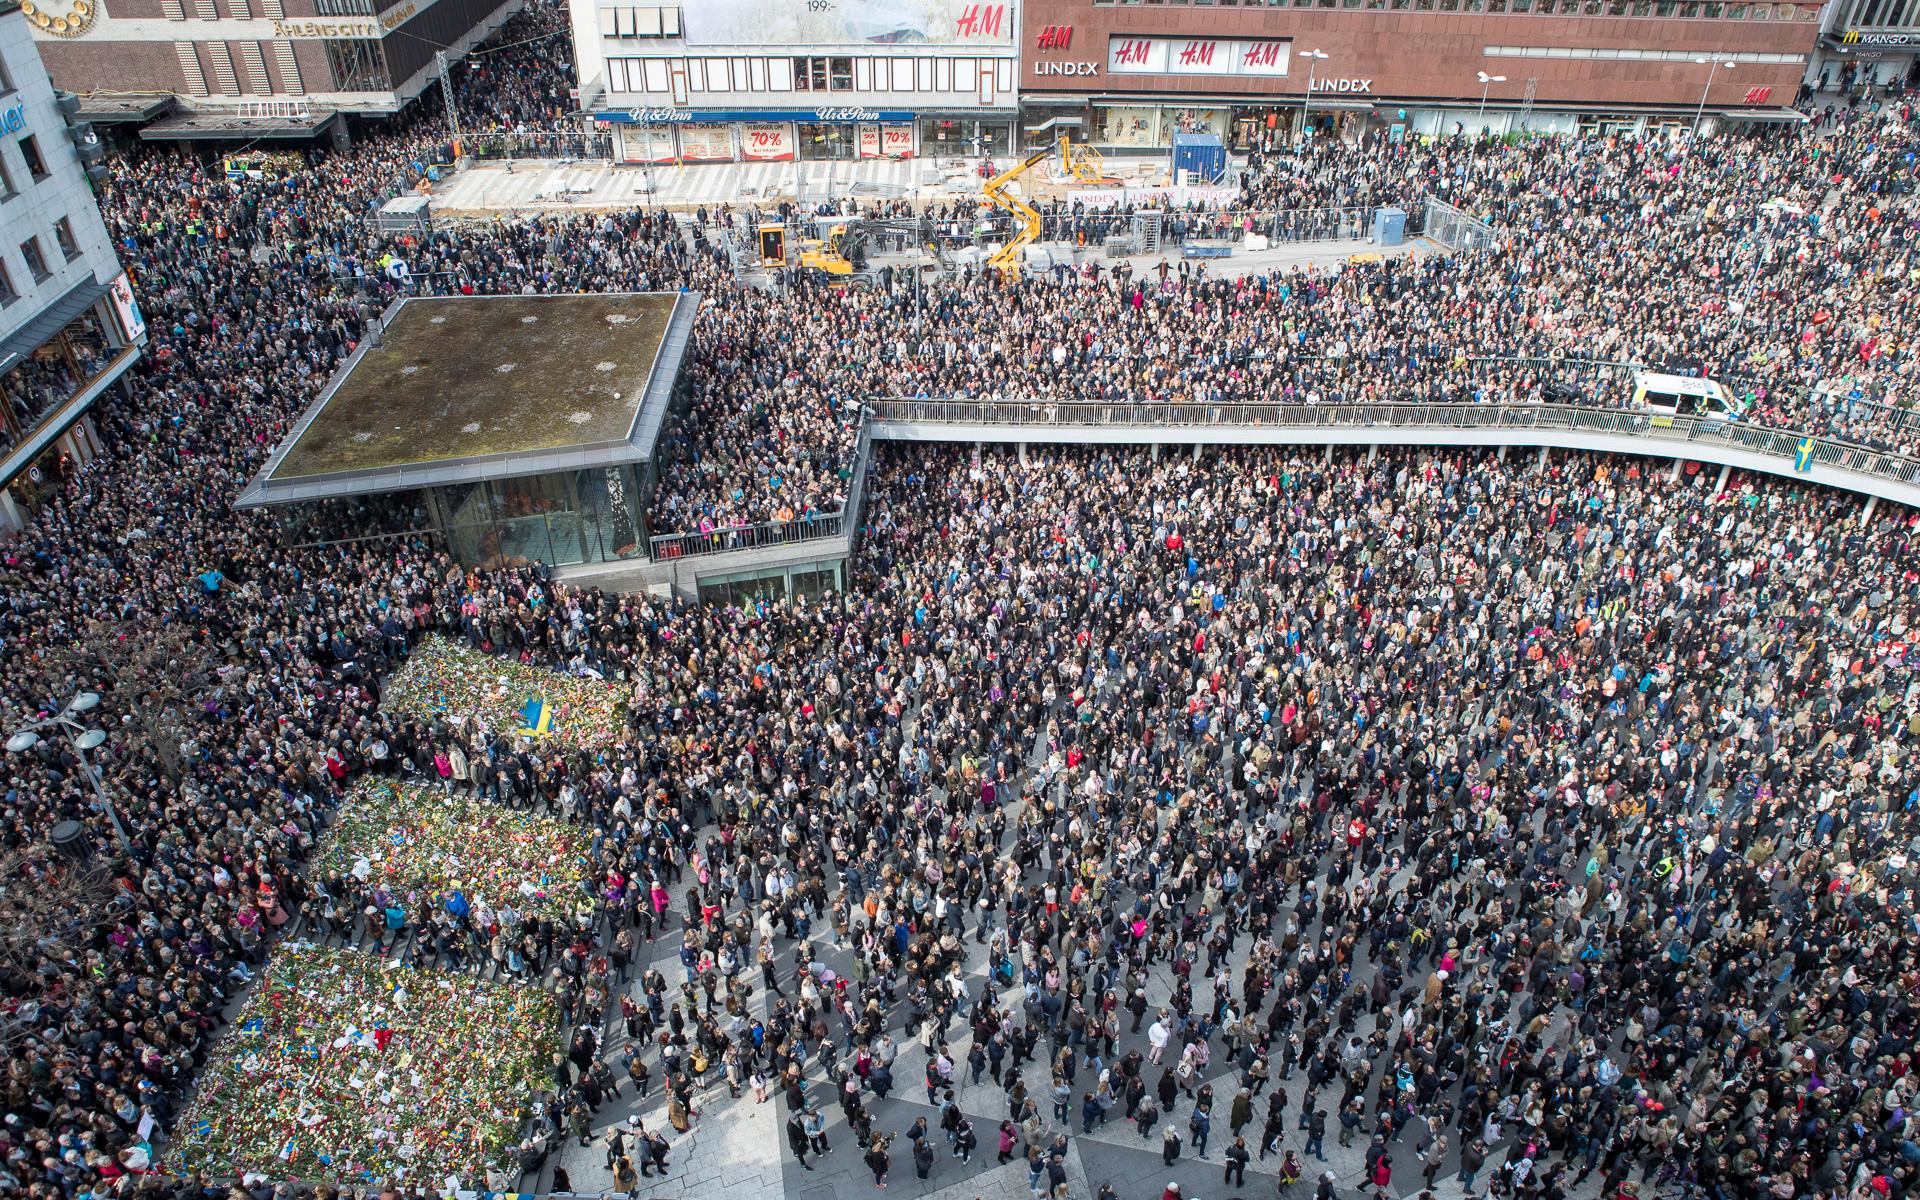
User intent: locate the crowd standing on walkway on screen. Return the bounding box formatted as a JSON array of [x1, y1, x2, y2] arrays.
[[4, 9, 1920, 1200]]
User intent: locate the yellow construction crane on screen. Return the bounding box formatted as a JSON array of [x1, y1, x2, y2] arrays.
[[982, 134, 1120, 280], [1059, 138, 1119, 187], [983, 146, 1050, 280]]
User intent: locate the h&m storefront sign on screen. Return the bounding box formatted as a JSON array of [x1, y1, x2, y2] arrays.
[[1107, 36, 1291, 77]]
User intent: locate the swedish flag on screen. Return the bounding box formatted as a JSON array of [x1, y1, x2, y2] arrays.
[[517, 696, 555, 738], [1794, 438, 1815, 474]]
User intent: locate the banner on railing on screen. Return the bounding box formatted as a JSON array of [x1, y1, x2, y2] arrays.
[[1065, 186, 1239, 210]]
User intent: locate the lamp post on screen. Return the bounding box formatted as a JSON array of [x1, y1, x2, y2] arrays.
[[1477, 71, 1507, 130], [1298, 49, 1330, 144], [1693, 57, 1736, 142], [9, 691, 131, 854]]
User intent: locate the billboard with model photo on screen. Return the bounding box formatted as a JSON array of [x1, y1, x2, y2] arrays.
[[681, 0, 1013, 46]]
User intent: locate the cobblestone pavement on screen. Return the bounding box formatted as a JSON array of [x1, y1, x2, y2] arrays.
[[507, 791, 1596, 1200]]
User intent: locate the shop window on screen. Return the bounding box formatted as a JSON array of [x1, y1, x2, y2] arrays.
[[0, 261, 14, 306], [1391, 0, 1410, 11], [1678, 1, 1697, 13], [18, 135, 48, 183], [1609, 0, 1627, 11], [18, 237, 48, 283], [1656, 0, 1675, 12], [829, 56, 852, 89], [792, 55, 828, 91], [1095, 106, 1160, 147], [1702, 1, 1721, 11], [1633, 0, 1652, 11], [601, 6, 674, 38]]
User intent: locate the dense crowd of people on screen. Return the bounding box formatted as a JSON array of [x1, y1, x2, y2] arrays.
[[3, 8, 1920, 1200]]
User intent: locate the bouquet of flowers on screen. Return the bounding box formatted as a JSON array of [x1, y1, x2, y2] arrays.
[[316, 779, 590, 919], [382, 636, 625, 750], [172, 943, 560, 1187]]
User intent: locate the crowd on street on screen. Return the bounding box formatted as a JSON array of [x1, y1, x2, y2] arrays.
[[3, 9, 1920, 1200]]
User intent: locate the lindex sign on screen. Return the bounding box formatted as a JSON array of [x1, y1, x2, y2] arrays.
[[1309, 78, 1374, 93]]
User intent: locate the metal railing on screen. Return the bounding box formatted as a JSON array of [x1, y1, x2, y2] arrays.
[[1033, 206, 1383, 248], [1468, 355, 1643, 384], [1423, 197, 1502, 253], [866, 399, 1920, 493], [648, 420, 875, 560], [649, 512, 845, 559]]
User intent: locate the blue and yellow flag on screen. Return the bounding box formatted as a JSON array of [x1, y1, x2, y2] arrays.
[[1794, 438, 1815, 474], [517, 696, 555, 737]]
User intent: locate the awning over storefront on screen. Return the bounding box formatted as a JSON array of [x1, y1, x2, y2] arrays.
[[1306, 98, 1378, 111], [0, 276, 107, 377], [73, 94, 175, 124], [139, 110, 338, 141], [1721, 106, 1811, 123]]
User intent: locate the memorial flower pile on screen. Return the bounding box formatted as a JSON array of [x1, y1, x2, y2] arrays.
[[317, 779, 591, 918], [382, 636, 625, 749], [173, 942, 559, 1187]]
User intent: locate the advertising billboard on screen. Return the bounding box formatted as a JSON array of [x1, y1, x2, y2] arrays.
[[682, 0, 1013, 47], [1108, 36, 1291, 77]]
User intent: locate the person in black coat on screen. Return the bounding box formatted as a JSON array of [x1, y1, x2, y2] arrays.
[[864, 1138, 892, 1187], [787, 1113, 813, 1170], [914, 1138, 935, 1179]]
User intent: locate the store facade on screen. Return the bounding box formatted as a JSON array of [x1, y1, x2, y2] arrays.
[[574, 1, 1020, 165], [598, 106, 975, 164], [1020, 0, 1821, 149]]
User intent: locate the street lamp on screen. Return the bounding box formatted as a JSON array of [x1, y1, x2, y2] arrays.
[[1693, 57, 1736, 142], [9, 691, 131, 854], [1298, 49, 1330, 144], [1477, 71, 1507, 129]]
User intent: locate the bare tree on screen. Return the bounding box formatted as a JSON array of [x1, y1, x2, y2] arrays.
[[0, 844, 123, 1048], [37, 617, 224, 782]]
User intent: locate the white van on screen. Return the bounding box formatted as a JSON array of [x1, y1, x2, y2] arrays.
[[1632, 372, 1745, 420]]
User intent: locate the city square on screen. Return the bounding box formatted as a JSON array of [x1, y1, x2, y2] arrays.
[[0, 4, 1917, 1200]]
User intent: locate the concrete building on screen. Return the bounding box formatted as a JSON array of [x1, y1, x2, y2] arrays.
[[1805, 0, 1920, 95], [569, 0, 1021, 166], [1018, 0, 1821, 149], [0, 0, 143, 535], [18, 0, 522, 140]]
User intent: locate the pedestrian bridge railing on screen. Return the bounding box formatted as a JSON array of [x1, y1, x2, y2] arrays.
[[866, 400, 1920, 509], [647, 419, 873, 561]]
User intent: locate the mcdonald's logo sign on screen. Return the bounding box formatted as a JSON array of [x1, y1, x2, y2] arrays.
[[1841, 28, 1919, 44]]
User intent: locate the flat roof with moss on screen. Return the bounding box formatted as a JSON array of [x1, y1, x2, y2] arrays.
[[270, 293, 678, 480], [239, 292, 698, 509]]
